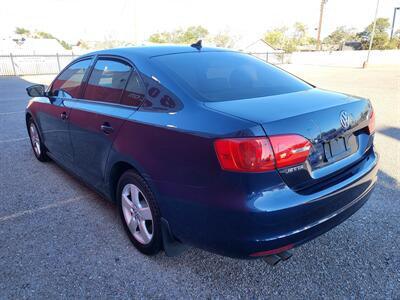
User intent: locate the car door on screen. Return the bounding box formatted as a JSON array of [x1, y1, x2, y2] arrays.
[[38, 58, 92, 162], [68, 57, 139, 188]]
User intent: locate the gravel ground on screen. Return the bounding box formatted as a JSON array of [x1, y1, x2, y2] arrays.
[[0, 65, 399, 299]]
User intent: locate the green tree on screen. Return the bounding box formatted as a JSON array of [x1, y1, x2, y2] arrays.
[[212, 31, 237, 48], [15, 27, 31, 37], [59, 40, 72, 50], [264, 27, 286, 48], [359, 18, 391, 50], [34, 30, 72, 50], [34, 31, 56, 39], [148, 26, 209, 44], [293, 22, 307, 45], [391, 29, 400, 49], [306, 37, 318, 45], [15, 27, 72, 50], [148, 32, 172, 43], [366, 17, 390, 34], [181, 26, 208, 44], [264, 27, 297, 53], [324, 26, 356, 46]]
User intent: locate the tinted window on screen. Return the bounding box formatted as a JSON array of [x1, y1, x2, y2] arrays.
[[51, 59, 91, 98], [151, 52, 312, 101], [84, 59, 131, 103], [120, 70, 145, 107]]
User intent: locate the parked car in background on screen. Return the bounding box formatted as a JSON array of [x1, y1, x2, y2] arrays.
[[25, 45, 378, 260], [339, 41, 363, 51]]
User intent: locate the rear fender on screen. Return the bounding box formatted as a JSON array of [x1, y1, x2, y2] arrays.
[[104, 149, 160, 203]]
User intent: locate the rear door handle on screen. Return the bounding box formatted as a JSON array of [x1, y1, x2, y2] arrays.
[[60, 112, 68, 120], [101, 123, 114, 134]]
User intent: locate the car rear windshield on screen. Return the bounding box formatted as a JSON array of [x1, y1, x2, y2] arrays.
[[151, 51, 312, 102]]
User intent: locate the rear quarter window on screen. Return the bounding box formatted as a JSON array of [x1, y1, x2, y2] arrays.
[[120, 70, 146, 107], [151, 51, 312, 102]]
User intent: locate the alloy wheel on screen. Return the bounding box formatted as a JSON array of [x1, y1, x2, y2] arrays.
[[121, 183, 154, 245]]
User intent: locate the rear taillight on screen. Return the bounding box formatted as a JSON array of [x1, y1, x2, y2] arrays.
[[269, 135, 312, 169], [214, 137, 275, 172], [214, 135, 311, 172], [368, 109, 375, 134]]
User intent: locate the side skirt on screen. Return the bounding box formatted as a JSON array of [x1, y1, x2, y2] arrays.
[[46, 151, 113, 202]]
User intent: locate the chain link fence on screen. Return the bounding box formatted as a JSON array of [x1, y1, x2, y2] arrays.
[[0, 54, 79, 76]]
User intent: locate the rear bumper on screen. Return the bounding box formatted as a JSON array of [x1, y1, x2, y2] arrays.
[[155, 148, 379, 258], [247, 182, 375, 257]]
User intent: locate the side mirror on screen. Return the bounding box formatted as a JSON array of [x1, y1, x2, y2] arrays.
[[26, 84, 47, 97]]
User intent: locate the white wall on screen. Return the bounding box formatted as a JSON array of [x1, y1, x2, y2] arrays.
[[288, 50, 400, 67]]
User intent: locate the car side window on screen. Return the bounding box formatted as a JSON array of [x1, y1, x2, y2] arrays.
[[51, 59, 92, 99], [120, 70, 145, 107], [83, 59, 132, 103]]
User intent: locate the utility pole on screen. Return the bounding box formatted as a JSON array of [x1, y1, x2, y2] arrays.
[[316, 0, 327, 51], [133, 0, 138, 45], [390, 7, 400, 39], [363, 0, 380, 68]]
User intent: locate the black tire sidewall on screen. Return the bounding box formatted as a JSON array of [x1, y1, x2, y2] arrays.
[[117, 170, 162, 255]]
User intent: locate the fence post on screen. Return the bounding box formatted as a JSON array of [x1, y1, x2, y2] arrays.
[[10, 53, 17, 76], [266, 52, 269, 63], [56, 53, 61, 72]]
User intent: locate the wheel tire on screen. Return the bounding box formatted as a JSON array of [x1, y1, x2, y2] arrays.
[[117, 170, 162, 255], [27, 118, 49, 162]]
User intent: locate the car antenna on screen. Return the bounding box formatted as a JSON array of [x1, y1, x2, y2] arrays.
[[190, 40, 202, 50]]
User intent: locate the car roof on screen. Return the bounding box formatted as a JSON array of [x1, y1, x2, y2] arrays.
[[80, 45, 235, 61]]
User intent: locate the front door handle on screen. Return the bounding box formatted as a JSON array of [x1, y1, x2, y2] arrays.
[[101, 123, 114, 134], [60, 112, 68, 120]]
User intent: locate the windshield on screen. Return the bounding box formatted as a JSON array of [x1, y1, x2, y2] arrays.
[[151, 51, 312, 102]]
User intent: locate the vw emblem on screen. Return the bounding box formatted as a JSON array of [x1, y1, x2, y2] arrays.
[[340, 111, 351, 129]]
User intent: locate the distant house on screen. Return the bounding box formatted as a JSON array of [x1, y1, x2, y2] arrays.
[[0, 36, 67, 54], [243, 39, 282, 53], [240, 39, 285, 64]]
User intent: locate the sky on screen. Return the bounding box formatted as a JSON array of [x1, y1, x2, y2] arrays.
[[0, 0, 399, 47]]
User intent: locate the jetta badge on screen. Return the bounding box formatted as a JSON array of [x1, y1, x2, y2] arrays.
[[340, 111, 351, 129]]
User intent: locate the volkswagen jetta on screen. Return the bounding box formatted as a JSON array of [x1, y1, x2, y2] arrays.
[[25, 45, 378, 259]]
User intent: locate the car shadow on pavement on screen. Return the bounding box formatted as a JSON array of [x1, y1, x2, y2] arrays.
[[378, 126, 400, 141], [0, 75, 52, 98]]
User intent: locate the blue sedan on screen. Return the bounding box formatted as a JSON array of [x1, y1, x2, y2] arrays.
[[25, 44, 378, 262]]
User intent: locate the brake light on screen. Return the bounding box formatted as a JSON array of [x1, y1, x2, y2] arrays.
[[368, 109, 375, 134], [269, 135, 312, 169], [214, 137, 275, 172], [214, 135, 311, 172]]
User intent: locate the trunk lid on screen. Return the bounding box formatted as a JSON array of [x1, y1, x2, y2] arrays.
[[205, 88, 374, 191]]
